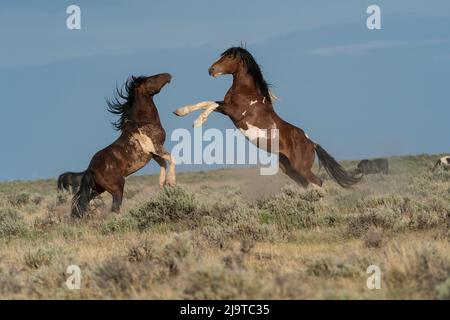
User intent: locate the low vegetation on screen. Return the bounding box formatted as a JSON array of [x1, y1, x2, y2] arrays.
[[0, 154, 448, 299]]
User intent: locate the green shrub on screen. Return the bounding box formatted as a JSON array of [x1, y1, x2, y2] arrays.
[[7, 193, 30, 207], [306, 256, 363, 278], [258, 186, 323, 230], [0, 208, 27, 238], [183, 267, 262, 299], [130, 186, 197, 230], [23, 247, 57, 269], [95, 257, 134, 293], [100, 214, 138, 234], [127, 240, 156, 263]]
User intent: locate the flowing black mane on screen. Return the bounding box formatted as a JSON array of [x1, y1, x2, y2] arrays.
[[107, 76, 147, 131], [222, 46, 272, 103]]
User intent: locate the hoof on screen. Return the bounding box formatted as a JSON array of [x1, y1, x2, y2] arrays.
[[173, 107, 189, 116]]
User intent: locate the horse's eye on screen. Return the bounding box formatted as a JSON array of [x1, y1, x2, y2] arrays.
[[228, 55, 233, 59]]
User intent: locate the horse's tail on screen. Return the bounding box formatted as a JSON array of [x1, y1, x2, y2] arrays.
[[71, 170, 93, 218], [314, 144, 361, 188], [431, 160, 441, 172], [57, 174, 64, 191]]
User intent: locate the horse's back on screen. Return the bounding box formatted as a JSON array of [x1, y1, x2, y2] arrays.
[[358, 158, 388, 174]]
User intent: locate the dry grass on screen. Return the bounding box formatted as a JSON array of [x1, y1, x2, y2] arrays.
[[0, 154, 449, 299]]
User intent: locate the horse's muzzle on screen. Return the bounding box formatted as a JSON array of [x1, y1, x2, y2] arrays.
[[208, 66, 215, 76], [208, 66, 222, 77]]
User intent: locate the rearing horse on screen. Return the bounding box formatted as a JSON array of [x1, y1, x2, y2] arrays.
[[174, 47, 360, 188], [72, 73, 176, 217]]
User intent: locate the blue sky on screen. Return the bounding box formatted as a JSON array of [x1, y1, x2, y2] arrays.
[[0, 1, 449, 181]]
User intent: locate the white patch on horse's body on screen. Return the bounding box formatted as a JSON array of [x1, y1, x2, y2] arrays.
[[132, 130, 155, 154], [240, 122, 278, 146], [440, 156, 450, 165], [305, 132, 310, 139], [242, 110, 247, 116], [250, 100, 258, 106], [262, 97, 266, 104]]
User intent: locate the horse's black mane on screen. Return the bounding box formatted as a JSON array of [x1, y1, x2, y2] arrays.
[[107, 76, 147, 131], [221, 46, 272, 103]]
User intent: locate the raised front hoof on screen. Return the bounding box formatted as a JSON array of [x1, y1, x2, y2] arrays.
[[173, 107, 189, 117]]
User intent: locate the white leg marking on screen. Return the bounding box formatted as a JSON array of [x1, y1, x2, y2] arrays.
[[159, 165, 166, 187], [174, 101, 216, 116], [163, 154, 176, 185], [193, 103, 219, 128], [250, 100, 258, 106]]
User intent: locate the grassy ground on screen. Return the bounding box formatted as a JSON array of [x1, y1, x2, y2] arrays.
[[0, 154, 449, 299]]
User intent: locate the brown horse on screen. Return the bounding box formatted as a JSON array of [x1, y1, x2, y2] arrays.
[[174, 47, 360, 188], [72, 73, 175, 217], [57, 171, 85, 193]]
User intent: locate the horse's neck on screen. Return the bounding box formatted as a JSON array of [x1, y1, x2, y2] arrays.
[[131, 94, 161, 127], [232, 69, 258, 94]]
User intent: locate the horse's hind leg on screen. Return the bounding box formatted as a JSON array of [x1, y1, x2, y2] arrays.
[[290, 158, 322, 188], [111, 179, 124, 213], [153, 148, 176, 186], [97, 175, 124, 213], [282, 139, 323, 188], [279, 154, 309, 188], [153, 154, 167, 188]]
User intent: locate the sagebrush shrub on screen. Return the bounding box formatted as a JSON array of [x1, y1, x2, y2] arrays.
[[183, 266, 262, 299], [7, 193, 30, 207], [23, 247, 57, 269], [0, 208, 27, 238], [130, 186, 197, 230], [100, 214, 137, 234], [258, 186, 323, 230], [95, 257, 134, 293], [363, 227, 383, 248]]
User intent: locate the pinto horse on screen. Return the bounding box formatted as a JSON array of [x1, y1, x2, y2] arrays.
[[174, 47, 360, 188], [432, 156, 450, 172], [57, 171, 85, 193], [72, 73, 175, 217]]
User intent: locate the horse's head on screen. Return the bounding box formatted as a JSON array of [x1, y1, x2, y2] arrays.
[[134, 73, 172, 95], [208, 47, 248, 77], [208, 47, 272, 103]]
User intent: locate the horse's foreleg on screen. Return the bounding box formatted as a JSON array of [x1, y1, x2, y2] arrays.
[[173, 101, 217, 117], [193, 102, 220, 128]]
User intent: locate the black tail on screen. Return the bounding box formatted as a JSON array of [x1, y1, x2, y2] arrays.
[[71, 170, 93, 218], [57, 175, 64, 191], [314, 144, 361, 188]]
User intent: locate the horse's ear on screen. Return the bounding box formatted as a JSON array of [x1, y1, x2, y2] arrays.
[[131, 76, 137, 82]]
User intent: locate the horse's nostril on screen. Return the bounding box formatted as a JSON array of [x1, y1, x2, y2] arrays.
[[208, 67, 214, 76]]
